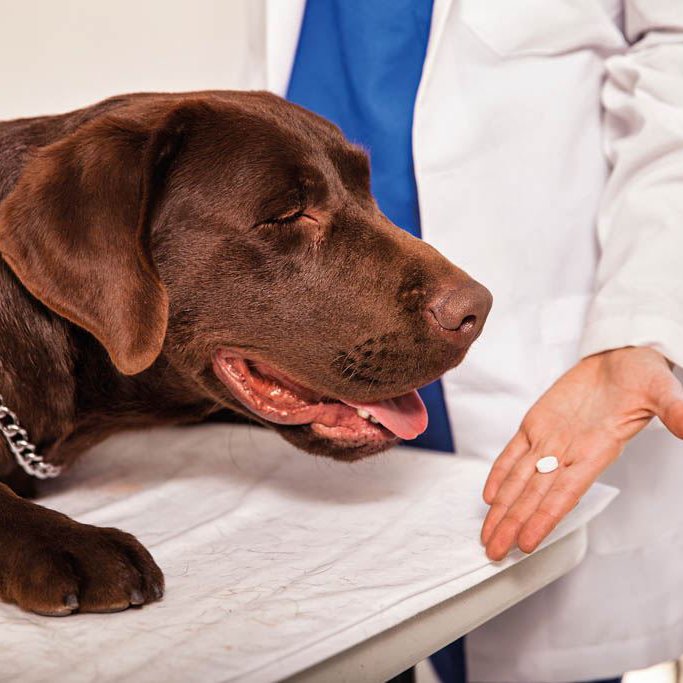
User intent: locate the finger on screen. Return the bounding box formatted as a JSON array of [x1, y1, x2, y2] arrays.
[[517, 458, 604, 553], [482, 430, 530, 504], [483, 440, 569, 555], [481, 502, 509, 547], [654, 378, 683, 439], [481, 447, 549, 545], [485, 466, 562, 560]]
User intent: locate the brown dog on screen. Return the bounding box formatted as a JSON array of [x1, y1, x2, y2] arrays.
[[0, 91, 491, 616]]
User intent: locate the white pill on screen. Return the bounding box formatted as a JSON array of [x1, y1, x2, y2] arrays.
[[536, 456, 559, 474]]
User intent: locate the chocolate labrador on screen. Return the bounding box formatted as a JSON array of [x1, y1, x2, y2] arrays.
[[0, 91, 491, 616]]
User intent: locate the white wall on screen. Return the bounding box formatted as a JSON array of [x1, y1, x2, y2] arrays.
[[0, 0, 263, 120]]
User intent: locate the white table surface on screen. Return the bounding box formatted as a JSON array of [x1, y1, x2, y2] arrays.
[[0, 424, 617, 683]]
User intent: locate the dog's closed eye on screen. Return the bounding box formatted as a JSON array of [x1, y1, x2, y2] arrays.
[[257, 209, 318, 228]]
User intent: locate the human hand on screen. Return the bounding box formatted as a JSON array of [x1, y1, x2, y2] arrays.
[[481, 346, 683, 560]]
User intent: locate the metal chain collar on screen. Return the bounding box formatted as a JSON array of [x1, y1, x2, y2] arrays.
[[0, 394, 62, 479]]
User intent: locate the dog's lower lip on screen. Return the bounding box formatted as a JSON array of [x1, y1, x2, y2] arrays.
[[211, 349, 424, 444], [307, 421, 397, 445]]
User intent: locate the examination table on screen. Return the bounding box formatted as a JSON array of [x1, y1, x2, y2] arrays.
[[0, 424, 616, 682]]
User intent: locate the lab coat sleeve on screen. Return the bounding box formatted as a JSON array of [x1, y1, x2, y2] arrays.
[[578, 2, 683, 368]]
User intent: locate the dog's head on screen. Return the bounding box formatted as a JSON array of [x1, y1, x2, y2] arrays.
[[0, 92, 491, 459]]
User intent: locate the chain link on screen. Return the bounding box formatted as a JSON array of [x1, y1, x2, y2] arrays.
[[0, 394, 61, 479]]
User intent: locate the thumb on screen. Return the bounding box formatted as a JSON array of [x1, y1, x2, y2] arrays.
[[654, 375, 683, 439]]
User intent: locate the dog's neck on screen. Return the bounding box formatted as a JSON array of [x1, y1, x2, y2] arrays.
[[0, 259, 77, 474]]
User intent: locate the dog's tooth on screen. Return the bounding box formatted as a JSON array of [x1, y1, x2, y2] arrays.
[[369, 416, 379, 424], [356, 408, 371, 420]]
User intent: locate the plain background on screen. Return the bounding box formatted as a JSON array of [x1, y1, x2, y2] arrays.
[[0, 0, 259, 120]]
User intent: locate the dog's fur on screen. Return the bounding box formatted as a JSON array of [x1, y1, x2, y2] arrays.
[[0, 92, 490, 616]]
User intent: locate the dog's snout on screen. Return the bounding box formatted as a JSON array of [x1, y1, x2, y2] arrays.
[[427, 282, 492, 345]]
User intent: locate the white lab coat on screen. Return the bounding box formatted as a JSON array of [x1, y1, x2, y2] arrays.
[[248, 1, 683, 680]]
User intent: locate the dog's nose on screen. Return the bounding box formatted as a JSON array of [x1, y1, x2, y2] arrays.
[[427, 282, 492, 346]]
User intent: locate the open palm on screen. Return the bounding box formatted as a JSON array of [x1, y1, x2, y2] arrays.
[[481, 347, 683, 561]]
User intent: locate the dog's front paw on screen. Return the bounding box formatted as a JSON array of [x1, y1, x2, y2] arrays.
[[3, 517, 164, 616]]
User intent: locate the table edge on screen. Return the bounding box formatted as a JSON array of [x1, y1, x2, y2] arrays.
[[285, 526, 588, 683]]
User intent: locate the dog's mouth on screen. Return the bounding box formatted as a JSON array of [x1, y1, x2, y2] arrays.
[[212, 348, 428, 447]]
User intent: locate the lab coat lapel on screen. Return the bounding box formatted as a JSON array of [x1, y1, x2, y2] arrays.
[[421, 0, 454, 90], [413, 0, 454, 250], [265, 0, 306, 96]]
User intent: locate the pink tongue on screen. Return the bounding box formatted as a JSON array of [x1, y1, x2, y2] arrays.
[[346, 390, 428, 440]]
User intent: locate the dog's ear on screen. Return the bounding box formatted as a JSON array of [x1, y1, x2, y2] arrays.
[[0, 101, 199, 375]]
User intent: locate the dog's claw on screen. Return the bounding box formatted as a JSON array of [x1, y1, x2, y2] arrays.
[[130, 589, 145, 606], [64, 594, 79, 611]]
